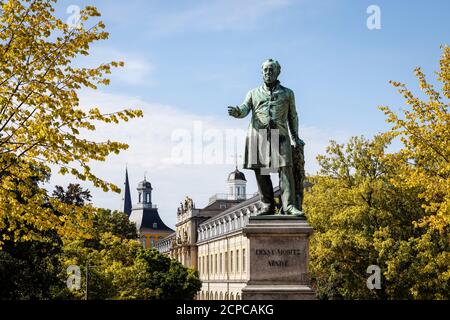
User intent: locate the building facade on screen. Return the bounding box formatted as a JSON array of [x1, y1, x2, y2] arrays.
[[157, 167, 283, 300]]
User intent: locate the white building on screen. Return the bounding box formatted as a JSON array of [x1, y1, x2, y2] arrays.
[[157, 167, 284, 300]]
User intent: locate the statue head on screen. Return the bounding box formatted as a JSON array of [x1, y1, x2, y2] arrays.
[[261, 59, 281, 86]]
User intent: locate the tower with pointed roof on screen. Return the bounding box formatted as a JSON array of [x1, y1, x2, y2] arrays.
[[127, 173, 174, 248], [123, 168, 132, 216]]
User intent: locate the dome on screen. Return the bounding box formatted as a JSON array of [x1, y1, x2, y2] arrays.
[[137, 179, 152, 189], [227, 168, 246, 182]]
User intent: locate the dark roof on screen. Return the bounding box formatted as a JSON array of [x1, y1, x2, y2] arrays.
[[123, 168, 132, 216], [130, 207, 174, 232], [227, 168, 246, 182], [137, 179, 152, 189]]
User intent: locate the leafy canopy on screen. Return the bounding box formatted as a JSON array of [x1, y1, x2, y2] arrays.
[[0, 0, 142, 247]]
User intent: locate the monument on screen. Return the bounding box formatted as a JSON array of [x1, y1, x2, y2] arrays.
[[228, 59, 315, 299]]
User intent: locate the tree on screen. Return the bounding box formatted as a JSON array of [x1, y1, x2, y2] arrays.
[[306, 47, 449, 299], [125, 248, 202, 300], [0, 165, 65, 299], [92, 208, 137, 241], [0, 234, 64, 299], [378, 45, 450, 299], [60, 223, 200, 300], [56, 206, 138, 299], [0, 0, 142, 247], [305, 135, 427, 299], [53, 183, 91, 206]]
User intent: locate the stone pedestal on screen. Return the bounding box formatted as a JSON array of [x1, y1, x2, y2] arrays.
[[242, 216, 315, 300]]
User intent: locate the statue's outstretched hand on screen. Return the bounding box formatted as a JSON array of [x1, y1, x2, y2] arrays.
[[293, 137, 305, 148], [228, 106, 240, 118]]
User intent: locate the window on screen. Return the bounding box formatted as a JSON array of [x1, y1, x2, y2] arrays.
[[220, 253, 222, 273], [152, 222, 158, 229], [215, 254, 217, 274], [206, 256, 209, 273], [230, 251, 234, 273], [150, 237, 155, 247], [243, 249, 246, 272], [146, 193, 150, 203], [138, 192, 142, 203], [225, 252, 228, 273], [236, 249, 239, 273]]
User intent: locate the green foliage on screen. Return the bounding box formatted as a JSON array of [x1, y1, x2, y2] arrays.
[[0, 0, 143, 248], [306, 136, 425, 299], [0, 234, 64, 299], [93, 209, 138, 241], [131, 249, 202, 300], [57, 206, 200, 300], [307, 47, 449, 299], [52, 184, 92, 206]]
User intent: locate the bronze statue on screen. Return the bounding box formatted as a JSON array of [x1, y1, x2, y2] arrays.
[[228, 59, 305, 217]]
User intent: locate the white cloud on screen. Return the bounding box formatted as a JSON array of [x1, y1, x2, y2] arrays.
[[47, 89, 349, 229], [75, 46, 154, 86], [149, 0, 292, 35]]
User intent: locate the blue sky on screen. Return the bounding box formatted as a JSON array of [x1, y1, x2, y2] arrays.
[[50, 0, 449, 228], [83, 0, 448, 131]]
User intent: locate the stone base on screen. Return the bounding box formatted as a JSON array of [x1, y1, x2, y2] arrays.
[[242, 284, 315, 300], [242, 217, 316, 300], [249, 215, 307, 220]]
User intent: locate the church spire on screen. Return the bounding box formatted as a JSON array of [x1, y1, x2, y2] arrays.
[[123, 167, 132, 216]]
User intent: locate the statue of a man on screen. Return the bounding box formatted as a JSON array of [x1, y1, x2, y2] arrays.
[[228, 59, 304, 217]]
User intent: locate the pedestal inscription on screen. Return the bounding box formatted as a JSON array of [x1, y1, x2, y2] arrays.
[[242, 217, 315, 300]]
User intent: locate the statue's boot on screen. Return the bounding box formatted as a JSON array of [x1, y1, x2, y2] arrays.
[[285, 205, 306, 218]]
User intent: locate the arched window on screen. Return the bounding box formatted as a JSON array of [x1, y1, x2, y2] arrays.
[[230, 293, 234, 300], [215, 292, 218, 300], [206, 291, 209, 300], [219, 292, 223, 300], [236, 293, 240, 300], [230, 250, 234, 272], [225, 292, 228, 300]]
